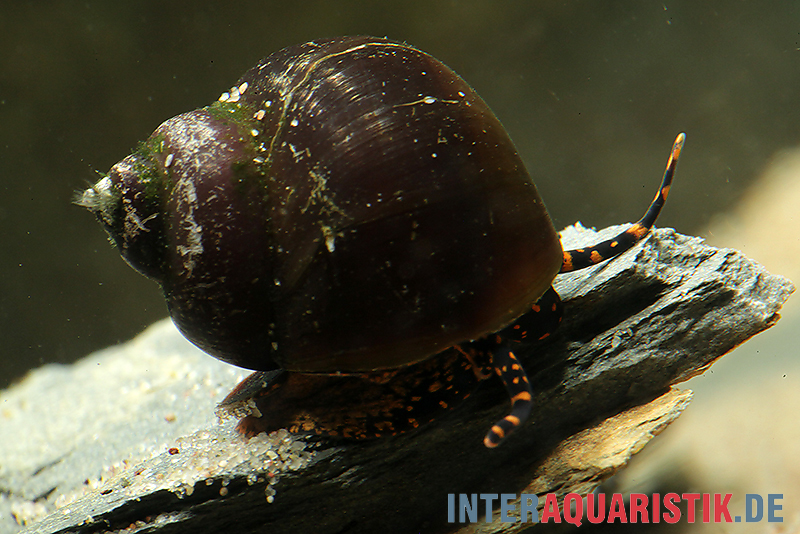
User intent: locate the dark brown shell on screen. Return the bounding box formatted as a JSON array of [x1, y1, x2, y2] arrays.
[[79, 36, 563, 373]]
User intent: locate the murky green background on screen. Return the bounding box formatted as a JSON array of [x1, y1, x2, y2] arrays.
[[1, 1, 798, 389]]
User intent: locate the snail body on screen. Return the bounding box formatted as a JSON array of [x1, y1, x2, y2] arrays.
[[79, 36, 684, 447]]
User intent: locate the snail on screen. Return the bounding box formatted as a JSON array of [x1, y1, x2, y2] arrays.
[[78, 36, 685, 448]]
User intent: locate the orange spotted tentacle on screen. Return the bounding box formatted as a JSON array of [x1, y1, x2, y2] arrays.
[[484, 347, 533, 448], [476, 287, 563, 448], [500, 287, 563, 345], [560, 133, 685, 273]]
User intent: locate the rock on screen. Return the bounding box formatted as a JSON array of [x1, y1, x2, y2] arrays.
[[0, 225, 792, 534]]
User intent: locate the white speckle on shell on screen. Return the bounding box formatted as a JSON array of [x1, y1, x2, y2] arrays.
[[254, 109, 266, 121], [95, 175, 113, 191], [250, 129, 260, 137], [174, 179, 204, 275], [290, 118, 299, 127], [218, 92, 230, 102], [76, 174, 121, 229], [238, 82, 249, 94], [288, 143, 305, 162], [423, 96, 436, 104], [164, 153, 174, 168]]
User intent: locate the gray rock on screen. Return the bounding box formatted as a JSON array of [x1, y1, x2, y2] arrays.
[[0, 225, 792, 534]]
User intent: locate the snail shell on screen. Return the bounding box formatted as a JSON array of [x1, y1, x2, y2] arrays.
[[78, 36, 562, 373]]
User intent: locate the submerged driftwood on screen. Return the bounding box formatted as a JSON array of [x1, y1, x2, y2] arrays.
[[2, 225, 793, 534]]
